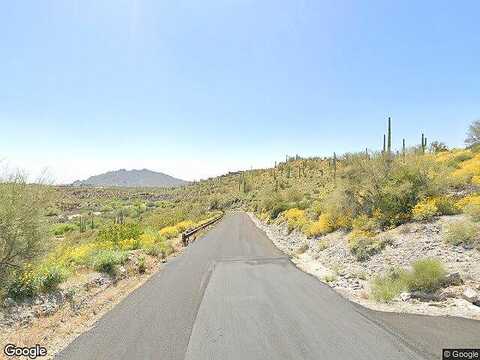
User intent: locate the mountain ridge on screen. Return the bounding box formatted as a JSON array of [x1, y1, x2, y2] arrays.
[[72, 168, 188, 188]]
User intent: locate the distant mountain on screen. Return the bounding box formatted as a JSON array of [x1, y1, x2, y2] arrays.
[[72, 169, 188, 188]]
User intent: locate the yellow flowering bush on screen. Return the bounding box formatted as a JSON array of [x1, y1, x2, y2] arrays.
[[472, 176, 480, 186], [7, 262, 69, 299], [451, 154, 480, 183], [259, 211, 270, 222], [307, 213, 334, 237], [435, 149, 473, 165], [159, 225, 180, 239], [456, 194, 480, 210], [95, 241, 115, 251], [434, 196, 459, 215], [283, 208, 308, 232], [7, 264, 37, 299], [138, 233, 156, 248], [175, 220, 195, 233], [412, 198, 439, 221], [412, 196, 459, 221], [60, 243, 97, 265], [119, 238, 140, 251]]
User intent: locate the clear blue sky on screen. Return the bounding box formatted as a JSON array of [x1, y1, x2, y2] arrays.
[[1, 0, 478, 183]]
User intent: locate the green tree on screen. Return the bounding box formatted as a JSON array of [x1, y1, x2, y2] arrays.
[[465, 120, 480, 147], [429, 141, 448, 153], [0, 174, 49, 292]]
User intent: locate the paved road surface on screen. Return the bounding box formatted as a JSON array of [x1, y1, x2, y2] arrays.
[[56, 212, 480, 360]]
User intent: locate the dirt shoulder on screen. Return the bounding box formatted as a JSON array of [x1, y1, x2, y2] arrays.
[[0, 245, 185, 360], [248, 213, 480, 321]]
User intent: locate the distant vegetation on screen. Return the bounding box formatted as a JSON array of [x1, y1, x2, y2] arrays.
[[2, 119, 480, 302]]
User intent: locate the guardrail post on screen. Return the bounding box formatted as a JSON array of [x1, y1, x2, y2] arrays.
[[181, 214, 223, 247]]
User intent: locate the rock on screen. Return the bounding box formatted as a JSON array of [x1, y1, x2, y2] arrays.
[[3, 298, 16, 308], [438, 289, 457, 301], [411, 291, 441, 302], [462, 287, 479, 304], [296, 243, 309, 255], [442, 272, 463, 287], [399, 292, 412, 302]]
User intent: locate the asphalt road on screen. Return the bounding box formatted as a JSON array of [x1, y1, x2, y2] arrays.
[[56, 212, 480, 360]]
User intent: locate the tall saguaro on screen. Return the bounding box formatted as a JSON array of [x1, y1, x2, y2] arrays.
[[387, 117, 392, 155], [333, 152, 337, 183], [421, 133, 427, 153]]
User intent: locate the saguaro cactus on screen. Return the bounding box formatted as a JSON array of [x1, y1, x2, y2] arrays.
[[421, 134, 427, 153], [333, 152, 337, 182], [79, 215, 86, 233], [383, 134, 386, 153], [387, 117, 392, 155]]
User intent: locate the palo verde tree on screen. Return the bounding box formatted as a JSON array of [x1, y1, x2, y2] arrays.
[[0, 173, 49, 295], [465, 119, 480, 147]]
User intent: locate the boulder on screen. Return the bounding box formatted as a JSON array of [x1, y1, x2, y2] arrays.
[[411, 291, 441, 302], [462, 287, 479, 305], [399, 292, 412, 302], [438, 289, 458, 301]]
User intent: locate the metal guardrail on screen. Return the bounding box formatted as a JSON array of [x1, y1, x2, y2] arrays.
[[181, 214, 223, 246]]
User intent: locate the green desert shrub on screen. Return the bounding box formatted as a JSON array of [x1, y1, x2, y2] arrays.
[[89, 250, 128, 276], [6, 263, 69, 299], [270, 203, 290, 220], [51, 223, 77, 236], [7, 268, 38, 300], [443, 220, 478, 246], [371, 258, 447, 302], [37, 263, 70, 292], [464, 204, 480, 222], [434, 196, 460, 216], [137, 256, 146, 274], [97, 223, 142, 245], [405, 258, 446, 293], [323, 274, 338, 283], [159, 241, 175, 257], [144, 244, 164, 258], [348, 233, 392, 261], [371, 268, 408, 302]]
